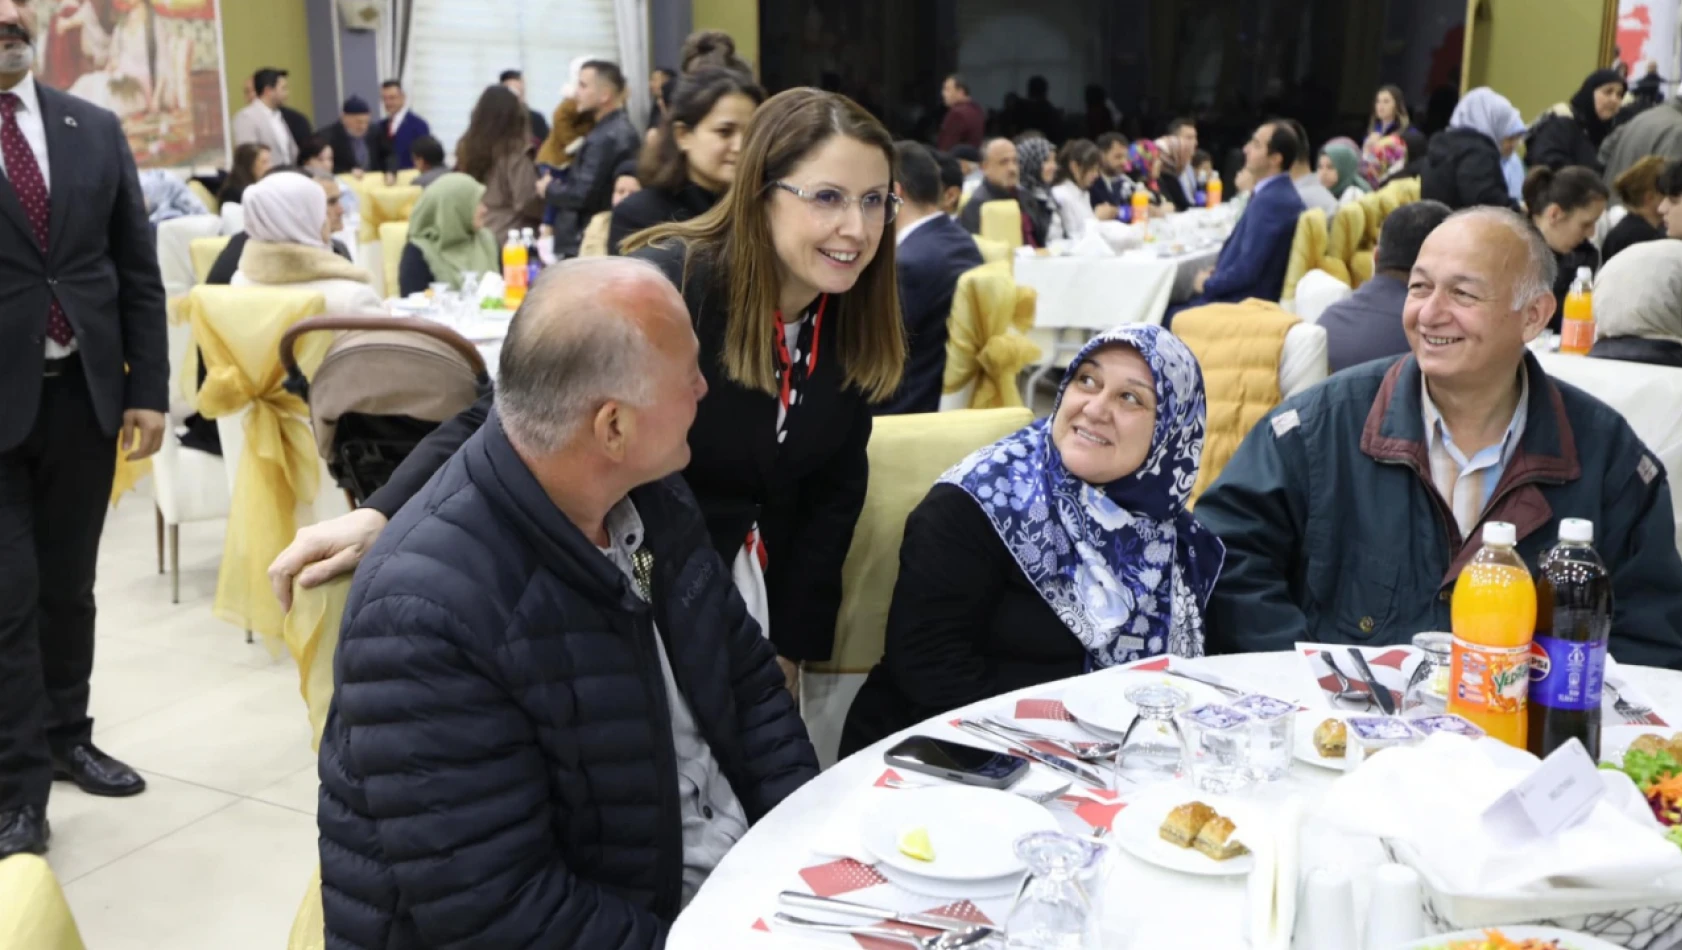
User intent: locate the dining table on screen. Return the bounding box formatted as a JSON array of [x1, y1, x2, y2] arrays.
[[667, 650, 1682, 949]]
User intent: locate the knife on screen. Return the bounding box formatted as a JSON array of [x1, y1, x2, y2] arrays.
[[1347, 648, 1397, 715], [956, 718, 1108, 788], [777, 891, 967, 932]]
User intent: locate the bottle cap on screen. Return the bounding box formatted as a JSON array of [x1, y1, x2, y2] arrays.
[[1576, 266, 1592, 281], [508, 229, 521, 240], [1483, 521, 1517, 547], [1559, 518, 1594, 544]]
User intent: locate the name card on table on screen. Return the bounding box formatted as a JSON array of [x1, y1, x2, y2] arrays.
[[1481, 737, 1605, 843]]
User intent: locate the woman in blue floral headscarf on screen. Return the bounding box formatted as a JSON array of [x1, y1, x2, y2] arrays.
[[840, 325, 1225, 756]]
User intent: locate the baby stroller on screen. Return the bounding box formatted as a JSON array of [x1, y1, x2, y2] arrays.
[[279, 315, 490, 506]]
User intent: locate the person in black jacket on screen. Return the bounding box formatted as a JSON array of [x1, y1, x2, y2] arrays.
[[1421, 87, 1524, 211], [542, 60, 642, 257], [609, 65, 764, 254], [316, 257, 817, 948], [1526, 69, 1625, 174], [841, 325, 1225, 756], [315, 96, 380, 176], [1603, 156, 1670, 263], [269, 88, 906, 703], [879, 142, 983, 415], [1524, 165, 1609, 331]]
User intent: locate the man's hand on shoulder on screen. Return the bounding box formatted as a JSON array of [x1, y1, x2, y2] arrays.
[[268, 508, 389, 611]]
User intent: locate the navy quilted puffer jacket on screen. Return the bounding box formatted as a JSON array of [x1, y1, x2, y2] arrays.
[[317, 413, 819, 949]]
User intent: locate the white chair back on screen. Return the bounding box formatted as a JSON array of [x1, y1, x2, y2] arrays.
[[1536, 352, 1682, 556], [1279, 323, 1329, 398], [1293, 268, 1353, 326], [155, 214, 222, 298], [220, 202, 245, 236]]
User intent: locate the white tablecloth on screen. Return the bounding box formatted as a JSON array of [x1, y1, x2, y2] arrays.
[[1018, 245, 1223, 399], [669, 651, 1682, 949], [384, 298, 509, 375]]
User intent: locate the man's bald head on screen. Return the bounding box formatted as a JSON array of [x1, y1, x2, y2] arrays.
[[982, 137, 1020, 191], [1432, 208, 1556, 310], [495, 257, 689, 454]]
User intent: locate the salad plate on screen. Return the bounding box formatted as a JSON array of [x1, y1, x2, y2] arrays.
[[1395, 925, 1628, 949]]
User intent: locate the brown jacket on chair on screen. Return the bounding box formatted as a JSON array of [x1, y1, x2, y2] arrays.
[[1171, 301, 1300, 503]]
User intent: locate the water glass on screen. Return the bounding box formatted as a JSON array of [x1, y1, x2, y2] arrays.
[[1005, 831, 1104, 950], [1114, 684, 1188, 788], [1402, 632, 1453, 718], [1232, 694, 1295, 782], [1179, 703, 1253, 794]]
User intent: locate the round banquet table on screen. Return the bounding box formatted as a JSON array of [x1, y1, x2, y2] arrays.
[[668, 651, 1682, 949]]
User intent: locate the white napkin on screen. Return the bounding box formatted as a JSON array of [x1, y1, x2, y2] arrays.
[[476, 272, 506, 304], [1243, 796, 1303, 950], [1095, 219, 1143, 253], [1068, 228, 1116, 259], [1318, 734, 1682, 896]]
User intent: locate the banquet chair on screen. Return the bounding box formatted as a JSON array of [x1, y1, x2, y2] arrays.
[[1173, 300, 1326, 503], [220, 201, 244, 236], [362, 184, 423, 245], [1281, 208, 1332, 303], [394, 168, 421, 186], [942, 261, 1040, 411], [184, 286, 346, 647], [155, 214, 222, 299], [972, 234, 1011, 266], [804, 407, 1034, 767], [0, 855, 85, 950], [979, 199, 1025, 250], [189, 235, 231, 284], [187, 178, 219, 215], [1537, 354, 1682, 557], [379, 221, 410, 298], [1292, 268, 1354, 325]]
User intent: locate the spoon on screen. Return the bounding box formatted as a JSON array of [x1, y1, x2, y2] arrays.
[[1321, 652, 1375, 709], [773, 914, 995, 949]]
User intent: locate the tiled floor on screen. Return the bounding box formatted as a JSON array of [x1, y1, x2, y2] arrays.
[[47, 494, 317, 949]]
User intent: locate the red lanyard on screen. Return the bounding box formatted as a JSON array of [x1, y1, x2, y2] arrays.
[[772, 294, 828, 412]]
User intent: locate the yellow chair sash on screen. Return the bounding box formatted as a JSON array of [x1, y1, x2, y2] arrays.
[[0, 855, 86, 950], [189, 235, 230, 284], [185, 286, 330, 645], [361, 184, 423, 244], [979, 199, 1025, 249], [288, 868, 326, 950], [110, 440, 151, 507], [944, 261, 1040, 410], [379, 221, 410, 295]]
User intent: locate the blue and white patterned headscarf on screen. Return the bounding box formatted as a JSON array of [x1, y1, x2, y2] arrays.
[[940, 325, 1226, 668]]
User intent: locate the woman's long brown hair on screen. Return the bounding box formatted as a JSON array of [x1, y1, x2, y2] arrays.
[[623, 87, 906, 402], [455, 85, 531, 184]]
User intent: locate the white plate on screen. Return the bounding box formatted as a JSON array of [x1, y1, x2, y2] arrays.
[[858, 785, 1060, 882], [1061, 669, 1224, 737], [1294, 711, 1353, 772], [1108, 785, 1254, 877], [1600, 723, 1676, 765], [874, 860, 1023, 900], [1394, 925, 1627, 949]]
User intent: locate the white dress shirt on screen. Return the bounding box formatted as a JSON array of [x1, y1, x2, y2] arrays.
[[386, 107, 409, 137], [1, 74, 72, 357]]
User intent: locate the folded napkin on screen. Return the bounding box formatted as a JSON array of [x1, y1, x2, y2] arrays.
[[1068, 229, 1116, 259], [1318, 734, 1682, 896]]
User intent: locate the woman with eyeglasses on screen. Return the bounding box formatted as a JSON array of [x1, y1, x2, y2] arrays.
[[267, 88, 904, 703]]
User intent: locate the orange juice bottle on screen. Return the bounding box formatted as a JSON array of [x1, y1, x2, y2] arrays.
[[1448, 521, 1537, 748], [1131, 190, 1152, 235], [1560, 266, 1594, 355], [1206, 178, 1223, 208], [502, 229, 528, 308]]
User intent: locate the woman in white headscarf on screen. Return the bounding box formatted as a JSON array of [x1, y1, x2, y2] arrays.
[[233, 174, 384, 314], [1420, 87, 1524, 211], [1589, 240, 1682, 368]]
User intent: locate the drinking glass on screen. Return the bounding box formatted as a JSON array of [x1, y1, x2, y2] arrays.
[[1179, 703, 1253, 794], [1113, 684, 1188, 788], [1402, 632, 1453, 719], [1005, 831, 1104, 950], [1232, 694, 1295, 782]]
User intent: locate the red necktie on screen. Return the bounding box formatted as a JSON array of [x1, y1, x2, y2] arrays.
[[1, 93, 72, 346]]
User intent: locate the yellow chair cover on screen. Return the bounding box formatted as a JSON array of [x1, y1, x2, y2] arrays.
[[1326, 202, 1367, 288], [379, 221, 410, 295], [811, 407, 1034, 677], [578, 210, 612, 258], [979, 199, 1025, 250], [190, 235, 231, 284], [972, 234, 1011, 266], [288, 869, 326, 950], [185, 286, 330, 646], [944, 261, 1040, 410], [1281, 208, 1330, 301], [360, 185, 423, 244], [188, 178, 219, 215], [0, 854, 86, 950], [394, 168, 420, 187], [110, 439, 151, 507]]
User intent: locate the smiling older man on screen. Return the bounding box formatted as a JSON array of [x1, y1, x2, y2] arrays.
[[1194, 207, 1682, 667]]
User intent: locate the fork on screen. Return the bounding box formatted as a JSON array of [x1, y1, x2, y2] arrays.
[[979, 716, 1121, 761], [882, 777, 1073, 804], [1605, 681, 1655, 723]]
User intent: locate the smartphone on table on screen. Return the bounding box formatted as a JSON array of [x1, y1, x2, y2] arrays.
[[883, 735, 1030, 790]]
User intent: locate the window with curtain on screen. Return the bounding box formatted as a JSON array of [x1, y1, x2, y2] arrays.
[[407, 0, 620, 165]]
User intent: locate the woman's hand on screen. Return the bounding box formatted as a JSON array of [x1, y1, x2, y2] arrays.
[[776, 656, 801, 702], [1094, 203, 1118, 221]]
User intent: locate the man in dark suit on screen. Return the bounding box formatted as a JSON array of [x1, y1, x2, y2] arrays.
[[1172, 121, 1307, 321], [374, 79, 431, 172], [1319, 199, 1452, 373], [958, 137, 1049, 247], [1087, 132, 1130, 209], [882, 142, 984, 415], [316, 95, 376, 176], [0, 0, 168, 859]]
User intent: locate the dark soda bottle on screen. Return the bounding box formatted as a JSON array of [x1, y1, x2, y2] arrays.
[[1527, 518, 1611, 760]]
